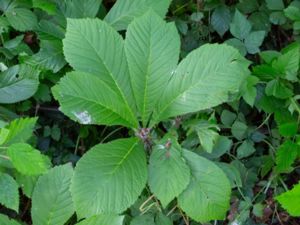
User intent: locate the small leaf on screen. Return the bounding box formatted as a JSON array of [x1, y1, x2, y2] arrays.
[[211, 6, 231, 37], [244, 31, 265, 54], [231, 121, 248, 140], [148, 143, 190, 208], [31, 164, 75, 225], [265, 80, 293, 99], [0, 172, 19, 212], [237, 140, 256, 159], [178, 150, 231, 223], [276, 181, 300, 216], [275, 140, 299, 173], [7, 143, 51, 175], [230, 10, 252, 40], [225, 38, 247, 56]]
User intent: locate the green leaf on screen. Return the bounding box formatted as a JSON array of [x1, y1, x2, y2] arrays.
[[275, 140, 299, 173], [5, 8, 38, 31], [156, 213, 173, 225], [276, 181, 300, 216], [148, 144, 190, 208], [231, 121, 248, 140], [32, 0, 57, 15], [266, 0, 285, 10], [0, 172, 19, 212], [221, 110, 236, 126], [31, 164, 75, 225], [71, 138, 147, 218], [62, 18, 137, 126], [3, 117, 37, 145], [104, 0, 172, 30], [265, 80, 293, 99], [272, 44, 300, 81], [0, 214, 21, 225], [244, 31, 266, 54], [125, 11, 180, 126], [0, 65, 39, 104], [52, 71, 137, 127], [178, 150, 231, 223], [131, 214, 155, 225], [284, 5, 300, 21], [54, 0, 102, 18], [211, 6, 231, 37], [241, 75, 259, 106], [225, 38, 247, 56], [15, 173, 38, 198], [7, 143, 51, 175], [24, 40, 66, 73], [230, 10, 252, 40], [153, 44, 250, 123], [0, 128, 9, 145], [237, 140, 256, 159], [217, 162, 242, 188], [75, 214, 124, 225]]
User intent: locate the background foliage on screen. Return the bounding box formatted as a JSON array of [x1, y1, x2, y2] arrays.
[[0, 0, 300, 225]]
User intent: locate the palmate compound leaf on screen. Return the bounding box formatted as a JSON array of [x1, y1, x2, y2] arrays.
[[60, 18, 137, 127], [152, 44, 250, 125], [104, 0, 172, 31], [31, 164, 75, 225], [178, 150, 231, 223], [71, 138, 147, 218], [148, 144, 190, 208], [125, 10, 180, 126]]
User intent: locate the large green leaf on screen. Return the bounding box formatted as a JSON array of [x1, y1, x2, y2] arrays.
[[31, 164, 75, 225], [153, 44, 250, 123], [7, 143, 51, 175], [0, 65, 40, 104], [178, 150, 231, 223], [0, 214, 21, 225], [71, 138, 147, 218], [125, 10, 180, 126], [276, 181, 300, 216], [62, 18, 137, 126], [0, 172, 19, 212], [75, 214, 124, 225], [2, 117, 37, 145], [148, 144, 190, 208], [52, 71, 137, 127], [104, 0, 171, 30]]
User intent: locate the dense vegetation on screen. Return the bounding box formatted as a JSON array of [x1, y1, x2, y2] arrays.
[[0, 0, 300, 225]]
